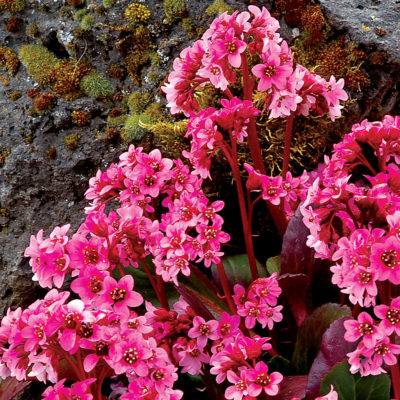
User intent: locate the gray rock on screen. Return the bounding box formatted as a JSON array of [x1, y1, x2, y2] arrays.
[[318, 0, 400, 63]]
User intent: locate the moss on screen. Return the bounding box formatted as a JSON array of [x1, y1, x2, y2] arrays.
[[48, 59, 93, 100], [205, 0, 232, 16], [163, 0, 186, 24], [127, 91, 153, 114], [107, 112, 127, 126], [103, 0, 115, 9], [144, 102, 164, 120], [147, 71, 161, 85], [64, 133, 80, 150], [33, 92, 54, 113], [122, 113, 155, 142], [344, 68, 370, 92], [72, 110, 91, 126], [0, 0, 25, 12], [59, 6, 72, 19], [26, 23, 39, 38], [8, 91, 22, 101], [47, 146, 57, 160], [179, 17, 195, 39], [5, 16, 22, 33], [95, 5, 106, 15], [73, 26, 91, 40], [67, 0, 83, 7], [74, 8, 88, 21], [0, 149, 11, 167], [115, 26, 153, 84], [124, 3, 150, 26], [0, 46, 20, 76], [19, 45, 58, 86], [0, 76, 10, 87], [81, 14, 95, 31], [80, 71, 112, 98], [38, 3, 50, 12], [107, 63, 126, 80]]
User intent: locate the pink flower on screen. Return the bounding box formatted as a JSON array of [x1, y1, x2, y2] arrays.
[[343, 312, 378, 348], [212, 28, 247, 68], [370, 236, 400, 284], [252, 54, 292, 91], [96, 275, 143, 318], [374, 296, 400, 336], [315, 385, 338, 400], [109, 333, 152, 376], [188, 316, 219, 348], [246, 361, 283, 396], [225, 370, 249, 400]]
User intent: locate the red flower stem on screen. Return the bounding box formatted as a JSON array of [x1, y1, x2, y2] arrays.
[[117, 263, 125, 277], [224, 88, 234, 99], [139, 259, 168, 309], [96, 368, 108, 400], [390, 327, 400, 400], [220, 143, 259, 280], [216, 261, 237, 314], [62, 351, 84, 381], [201, 366, 217, 400], [156, 274, 170, 311], [391, 362, 400, 400], [282, 114, 294, 180], [240, 53, 287, 237], [76, 349, 87, 380]]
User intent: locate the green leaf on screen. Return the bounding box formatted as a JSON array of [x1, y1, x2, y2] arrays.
[[320, 361, 391, 400], [267, 355, 293, 375], [211, 254, 267, 290], [266, 255, 281, 275], [292, 303, 351, 374]]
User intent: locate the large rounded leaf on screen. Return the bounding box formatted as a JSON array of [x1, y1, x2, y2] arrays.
[[292, 303, 351, 374], [306, 317, 357, 399], [320, 361, 391, 400]]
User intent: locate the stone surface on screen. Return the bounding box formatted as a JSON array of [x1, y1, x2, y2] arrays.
[[317, 0, 400, 63]]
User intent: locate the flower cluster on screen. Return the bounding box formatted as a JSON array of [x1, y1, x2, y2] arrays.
[[0, 289, 183, 400], [300, 116, 400, 305], [183, 98, 260, 179], [244, 163, 311, 219], [299, 115, 400, 375], [25, 146, 230, 289], [162, 6, 347, 121], [233, 274, 283, 330]]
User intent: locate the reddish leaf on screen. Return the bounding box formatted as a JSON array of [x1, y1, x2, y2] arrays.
[[305, 317, 356, 399], [0, 377, 30, 400], [281, 206, 315, 277], [292, 303, 351, 374], [176, 284, 215, 321], [179, 264, 229, 317], [275, 375, 308, 400], [278, 273, 310, 327]]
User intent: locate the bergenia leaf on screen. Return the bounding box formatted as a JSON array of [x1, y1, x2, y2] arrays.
[[266, 255, 281, 276], [274, 375, 308, 400], [179, 264, 230, 317], [280, 206, 315, 277], [292, 303, 351, 374], [278, 273, 310, 327], [306, 317, 357, 399], [0, 377, 31, 400], [211, 253, 267, 290], [320, 360, 391, 400]]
